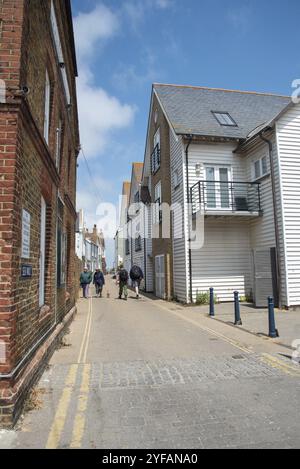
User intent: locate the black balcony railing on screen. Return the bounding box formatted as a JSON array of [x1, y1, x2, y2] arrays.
[[151, 144, 161, 174], [191, 180, 261, 215]]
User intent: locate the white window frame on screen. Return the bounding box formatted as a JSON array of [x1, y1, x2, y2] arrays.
[[50, 0, 71, 105], [44, 70, 51, 144], [253, 155, 269, 181], [204, 165, 233, 211], [153, 181, 162, 225], [212, 111, 237, 127], [154, 128, 161, 149], [39, 197, 47, 307]]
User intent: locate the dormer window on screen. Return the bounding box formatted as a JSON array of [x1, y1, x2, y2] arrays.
[[212, 112, 237, 127]]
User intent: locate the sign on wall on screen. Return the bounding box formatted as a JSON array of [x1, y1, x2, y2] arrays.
[[21, 264, 33, 279], [22, 209, 31, 259]]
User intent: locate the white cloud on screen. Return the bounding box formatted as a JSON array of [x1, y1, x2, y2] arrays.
[[74, 4, 119, 62], [227, 6, 252, 31], [112, 50, 160, 91], [74, 4, 136, 158], [155, 0, 172, 9], [77, 73, 136, 157], [122, 0, 173, 29]]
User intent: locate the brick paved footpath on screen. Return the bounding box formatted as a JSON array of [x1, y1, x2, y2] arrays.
[[1, 278, 300, 449]]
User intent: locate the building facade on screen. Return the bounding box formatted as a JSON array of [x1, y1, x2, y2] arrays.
[[0, 0, 79, 426], [143, 83, 300, 309], [114, 181, 131, 270]]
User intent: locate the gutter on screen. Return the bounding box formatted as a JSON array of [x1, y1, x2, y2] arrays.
[[185, 135, 193, 304], [259, 131, 282, 308]]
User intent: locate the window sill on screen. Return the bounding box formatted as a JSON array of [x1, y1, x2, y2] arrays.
[[253, 173, 270, 183], [39, 305, 52, 323]]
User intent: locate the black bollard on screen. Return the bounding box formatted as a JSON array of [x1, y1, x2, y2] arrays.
[[234, 291, 242, 326], [268, 297, 279, 338], [209, 288, 215, 317]]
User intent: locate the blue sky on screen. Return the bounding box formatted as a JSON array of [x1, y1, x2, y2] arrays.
[[72, 0, 300, 266]]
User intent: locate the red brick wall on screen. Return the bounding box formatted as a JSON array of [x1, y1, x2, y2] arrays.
[[0, 0, 79, 419]]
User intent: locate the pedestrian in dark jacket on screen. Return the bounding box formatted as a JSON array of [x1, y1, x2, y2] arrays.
[[130, 265, 144, 299], [117, 266, 129, 300], [80, 268, 92, 299], [94, 269, 105, 298]]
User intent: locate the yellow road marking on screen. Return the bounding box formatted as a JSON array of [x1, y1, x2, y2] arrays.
[[82, 298, 93, 364], [261, 353, 300, 377], [144, 296, 252, 355], [46, 297, 93, 449], [70, 364, 91, 449], [78, 298, 92, 363], [46, 364, 78, 449]]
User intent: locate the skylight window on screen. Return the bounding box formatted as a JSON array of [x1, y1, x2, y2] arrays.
[[212, 112, 237, 127]]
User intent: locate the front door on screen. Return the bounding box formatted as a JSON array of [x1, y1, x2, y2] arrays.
[[205, 166, 231, 210], [155, 255, 165, 299], [253, 248, 276, 307]]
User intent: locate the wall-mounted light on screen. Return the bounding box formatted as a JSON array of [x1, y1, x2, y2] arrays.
[[195, 163, 202, 177]]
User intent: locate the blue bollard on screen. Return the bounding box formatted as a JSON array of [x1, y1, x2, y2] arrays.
[[268, 297, 279, 338], [209, 288, 215, 317], [234, 291, 242, 326]]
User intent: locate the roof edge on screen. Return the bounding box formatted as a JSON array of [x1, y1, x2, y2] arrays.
[[153, 82, 290, 99]]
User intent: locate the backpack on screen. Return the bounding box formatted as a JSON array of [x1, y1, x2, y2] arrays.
[[119, 269, 128, 282], [130, 265, 142, 281]]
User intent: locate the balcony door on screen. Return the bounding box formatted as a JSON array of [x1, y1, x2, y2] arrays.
[[205, 166, 232, 210]]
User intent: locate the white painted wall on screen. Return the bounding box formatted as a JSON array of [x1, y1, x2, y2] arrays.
[[276, 103, 300, 306], [191, 219, 252, 302], [170, 133, 189, 303], [187, 142, 252, 302]]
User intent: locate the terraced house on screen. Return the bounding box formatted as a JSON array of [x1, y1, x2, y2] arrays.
[[0, 0, 79, 426], [142, 83, 300, 308], [122, 163, 152, 292]]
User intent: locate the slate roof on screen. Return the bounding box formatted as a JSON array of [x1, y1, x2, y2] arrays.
[[153, 84, 291, 140]]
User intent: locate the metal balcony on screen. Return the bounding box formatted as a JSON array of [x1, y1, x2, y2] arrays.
[[191, 180, 261, 216]]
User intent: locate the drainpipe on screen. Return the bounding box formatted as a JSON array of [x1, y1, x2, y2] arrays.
[[143, 204, 147, 292], [259, 131, 282, 309], [185, 135, 193, 304]]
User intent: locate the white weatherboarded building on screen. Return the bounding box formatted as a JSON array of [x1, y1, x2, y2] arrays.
[[120, 163, 154, 293], [143, 83, 300, 308]]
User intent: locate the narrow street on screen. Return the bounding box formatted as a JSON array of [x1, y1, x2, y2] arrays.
[[2, 278, 300, 450]]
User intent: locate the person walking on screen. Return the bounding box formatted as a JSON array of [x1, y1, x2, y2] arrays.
[[93, 268, 105, 298], [130, 265, 144, 299], [80, 267, 92, 299], [117, 266, 129, 301]]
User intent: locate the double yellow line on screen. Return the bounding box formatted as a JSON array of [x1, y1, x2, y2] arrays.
[[261, 353, 300, 377], [46, 297, 93, 449]]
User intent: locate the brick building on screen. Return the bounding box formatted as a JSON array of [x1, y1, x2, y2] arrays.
[[0, 0, 79, 426]]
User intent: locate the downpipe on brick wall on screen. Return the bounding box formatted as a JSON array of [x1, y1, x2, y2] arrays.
[[0, 324, 57, 380]]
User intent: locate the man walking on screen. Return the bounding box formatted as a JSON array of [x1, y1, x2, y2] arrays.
[[93, 269, 105, 298], [130, 265, 144, 299], [117, 266, 129, 301], [80, 267, 92, 299]]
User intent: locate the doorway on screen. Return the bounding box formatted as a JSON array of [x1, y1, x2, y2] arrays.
[[155, 255, 165, 299]]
